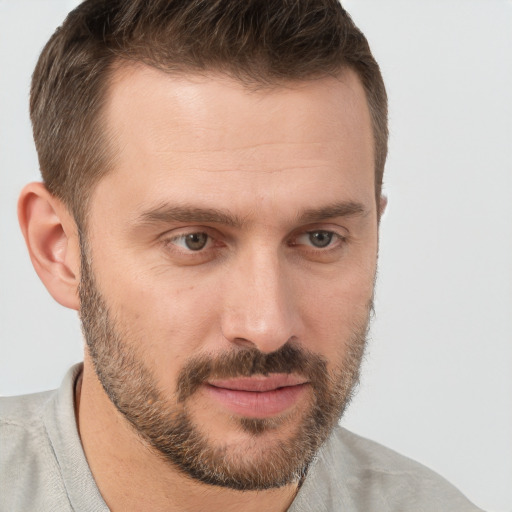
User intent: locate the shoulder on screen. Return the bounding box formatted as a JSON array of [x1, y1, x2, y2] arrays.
[[0, 390, 72, 512], [295, 426, 484, 512], [1, 388, 54, 423], [0, 389, 55, 455]]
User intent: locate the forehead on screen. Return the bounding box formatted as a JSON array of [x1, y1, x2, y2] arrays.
[[105, 64, 372, 153], [94, 64, 375, 221]]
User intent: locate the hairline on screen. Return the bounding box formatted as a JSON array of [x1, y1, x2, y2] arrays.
[[75, 59, 381, 233]]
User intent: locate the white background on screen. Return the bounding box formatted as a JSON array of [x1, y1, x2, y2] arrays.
[[0, 1, 510, 510]]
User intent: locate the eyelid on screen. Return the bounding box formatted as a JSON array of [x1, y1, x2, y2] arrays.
[[293, 230, 346, 248], [159, 224, 348, 256], [291, 222, 348, 241], [161, 227, 220, 253], [169, 233, 211, 250]]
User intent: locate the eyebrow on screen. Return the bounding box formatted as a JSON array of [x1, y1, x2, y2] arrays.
[[135, 205, 245, 228], [296, 201, 369, 224], [134, 200, 369, 229]]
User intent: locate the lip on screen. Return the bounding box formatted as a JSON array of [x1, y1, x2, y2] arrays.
[[204, 374, 309, 418]]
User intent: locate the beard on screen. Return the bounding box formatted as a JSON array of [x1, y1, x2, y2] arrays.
[[78, 237, 371, 491]]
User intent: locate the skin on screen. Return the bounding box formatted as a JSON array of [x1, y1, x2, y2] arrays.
[[18, 65, 385, 512]]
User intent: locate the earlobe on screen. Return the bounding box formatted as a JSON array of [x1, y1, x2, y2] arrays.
[[18, 182, 81, 311]]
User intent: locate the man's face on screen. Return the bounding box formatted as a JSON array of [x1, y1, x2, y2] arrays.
[[79, 66, 379, 490]]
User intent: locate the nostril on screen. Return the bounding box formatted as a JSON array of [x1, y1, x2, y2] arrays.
[[232, 337, 257, 350]]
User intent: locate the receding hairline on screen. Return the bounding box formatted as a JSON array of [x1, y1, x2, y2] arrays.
[[31, 0, 387, 233], [106, 55, 367, 95], [78, 59, 376, 231]]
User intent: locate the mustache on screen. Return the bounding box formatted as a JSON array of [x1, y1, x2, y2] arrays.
[[176, 343, 328, 402]]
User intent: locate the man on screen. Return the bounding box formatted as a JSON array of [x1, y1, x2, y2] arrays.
[[0, 1, 484, 511]]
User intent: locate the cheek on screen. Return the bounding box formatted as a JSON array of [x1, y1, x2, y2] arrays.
[[297, 258, 375, 355], [301, 281, 371, 332], [93, 257, 221, 376], [126, 280, 216, 335]]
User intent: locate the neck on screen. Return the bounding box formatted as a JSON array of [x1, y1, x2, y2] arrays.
[[75, 360, 298, 512]]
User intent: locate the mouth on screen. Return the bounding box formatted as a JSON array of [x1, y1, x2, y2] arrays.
[[204, 374, 310, 418]]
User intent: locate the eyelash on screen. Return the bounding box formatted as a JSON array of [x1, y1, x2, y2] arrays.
[[165, 232, 216, 251], [162, 228, 347, 258], [291, 231, 346, 251]]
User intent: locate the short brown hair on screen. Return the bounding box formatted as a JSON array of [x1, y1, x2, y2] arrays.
[[30, 0, 388, 225]]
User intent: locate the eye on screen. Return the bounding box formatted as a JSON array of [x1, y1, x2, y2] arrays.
[[170, 232, 210, 251], [295, 230, 339, 249], [307, 231, 334, 248]]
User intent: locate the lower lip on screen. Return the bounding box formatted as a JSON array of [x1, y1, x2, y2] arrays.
[[203, 383, 309, 418]]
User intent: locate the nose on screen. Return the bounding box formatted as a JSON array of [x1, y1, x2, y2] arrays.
[[220, 248, 301, 354]]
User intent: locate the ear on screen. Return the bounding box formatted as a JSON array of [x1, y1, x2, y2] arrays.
[[18, 182, 81, 311], [378, 195, 388, 221]]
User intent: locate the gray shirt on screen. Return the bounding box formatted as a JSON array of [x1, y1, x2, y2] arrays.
[[1, 365, 483, 511]]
